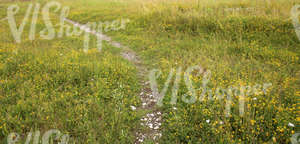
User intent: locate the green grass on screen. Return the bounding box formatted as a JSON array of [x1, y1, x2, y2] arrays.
[[0, 0, 299, 143], [0, 2, 141, 143]]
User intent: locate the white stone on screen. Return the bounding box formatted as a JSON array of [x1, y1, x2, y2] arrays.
[[130, 106, 136, 110], [288, 122, 295, 127], [206, 119, 210, 123]]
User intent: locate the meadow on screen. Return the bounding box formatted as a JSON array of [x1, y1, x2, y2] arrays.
[[0, 0, 299, 143]]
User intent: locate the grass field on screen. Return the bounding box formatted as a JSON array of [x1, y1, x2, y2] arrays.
[[0, 0, 299, 143]]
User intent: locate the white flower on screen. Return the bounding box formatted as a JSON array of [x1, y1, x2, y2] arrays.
[[219, 121, 224, 125], [206, 119, 210, 123], [288, 122, 295, 127], [173, 107, 177, 110], [253, 97, 257, 100], [130, 106, 136, 110]]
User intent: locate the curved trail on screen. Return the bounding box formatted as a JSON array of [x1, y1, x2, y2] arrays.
[[64, 18, 162, 143]]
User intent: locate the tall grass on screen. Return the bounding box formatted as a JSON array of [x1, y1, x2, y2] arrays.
[[102, 0, 299, 143], [0, 2, 141, 143], [0, 0, 298, 143]]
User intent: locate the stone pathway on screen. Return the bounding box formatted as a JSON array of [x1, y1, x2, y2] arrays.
[[64, 18, 162, 143]]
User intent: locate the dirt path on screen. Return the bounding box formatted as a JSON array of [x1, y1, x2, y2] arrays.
[[64, 18, 162, 143]]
